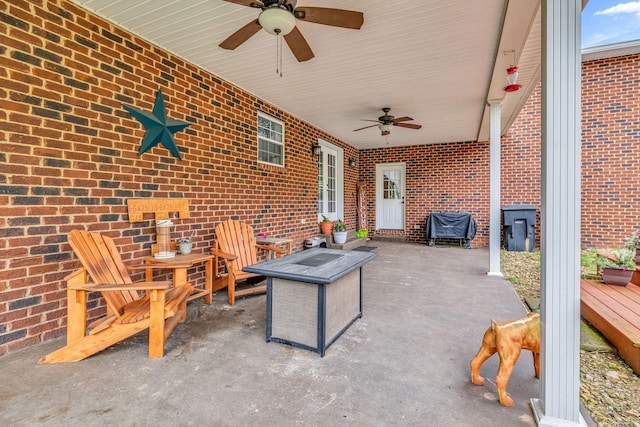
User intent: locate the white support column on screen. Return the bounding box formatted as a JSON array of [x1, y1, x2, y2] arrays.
[[488, 100, 503, 276], [531, 1, 586, 426]]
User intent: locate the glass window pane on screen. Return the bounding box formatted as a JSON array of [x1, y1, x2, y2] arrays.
[[318, 154, 324, 214], [328, 153, 336, 214], [271, 130, 283, 142], [258, 126, 269, 138], [257, 113, 284, 166]]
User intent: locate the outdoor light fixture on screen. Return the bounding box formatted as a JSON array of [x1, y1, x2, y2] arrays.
[[258, 6, 296, 35], [378, 123, 393, 133], [349, 158, 356, 168], [258, 5, 296, 77], [504, 66, 522, 92], [312, 142, 322, 157]]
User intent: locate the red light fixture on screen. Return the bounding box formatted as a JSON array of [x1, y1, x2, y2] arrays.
[[504, 65, 522, 92]]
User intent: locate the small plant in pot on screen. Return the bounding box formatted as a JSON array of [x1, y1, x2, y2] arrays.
[[624, 230, 640, 262], [333, 219, 348, 244], [178, 233, 193, 255], [320, 214, 333, 234], [596, 247, 635, 286], [356, 228, 369, 238]]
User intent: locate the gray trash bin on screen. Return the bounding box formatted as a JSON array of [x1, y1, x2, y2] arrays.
[[501, 205, 536, 252]]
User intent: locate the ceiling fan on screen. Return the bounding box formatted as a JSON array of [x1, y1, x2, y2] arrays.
[[353, 108, 422, 136], [219, 0, 364, 62]]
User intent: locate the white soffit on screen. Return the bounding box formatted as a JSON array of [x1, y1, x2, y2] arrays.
[[71, 0, 540, 149]]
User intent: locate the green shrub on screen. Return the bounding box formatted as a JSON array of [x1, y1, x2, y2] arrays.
[[595, 247, 636, 271]]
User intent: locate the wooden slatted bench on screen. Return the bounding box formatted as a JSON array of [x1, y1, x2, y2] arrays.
[[580, 273, 640, 374]]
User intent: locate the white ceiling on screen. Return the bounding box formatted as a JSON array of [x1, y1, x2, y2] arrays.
[[71, 0, 541, 149]]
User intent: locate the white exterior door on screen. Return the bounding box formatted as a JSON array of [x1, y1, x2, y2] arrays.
[[317, 140, 343, 221], [376, 163, 405, 230]]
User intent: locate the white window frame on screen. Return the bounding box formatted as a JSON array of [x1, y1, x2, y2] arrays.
[[257, 111, 285, 167], [317, 139, 344, 222]]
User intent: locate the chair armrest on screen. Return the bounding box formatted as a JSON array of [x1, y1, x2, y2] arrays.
[[64, 267, 87, 282], [211, 248, 238, 261], [68, 281, 171, 292]]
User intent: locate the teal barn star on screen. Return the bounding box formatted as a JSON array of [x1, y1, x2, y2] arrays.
[[123, 89, 190, 160]]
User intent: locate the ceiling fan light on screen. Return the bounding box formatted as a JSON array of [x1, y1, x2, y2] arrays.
[[258, 7, 296, 35], [379, 124, 393, 133]]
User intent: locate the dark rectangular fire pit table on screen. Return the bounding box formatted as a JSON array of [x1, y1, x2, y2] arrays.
[[243, 248, 377, 356]]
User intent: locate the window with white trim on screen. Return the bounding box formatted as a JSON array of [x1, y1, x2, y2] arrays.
[[257, 112, 284, 166], [317, 139, 343, 222]]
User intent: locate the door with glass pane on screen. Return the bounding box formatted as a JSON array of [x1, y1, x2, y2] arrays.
[[376, 163, 405, 230], [318, 145, 339, 221]]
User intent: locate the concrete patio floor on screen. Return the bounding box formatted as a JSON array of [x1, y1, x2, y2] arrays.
[[1, 241, 546, 426]]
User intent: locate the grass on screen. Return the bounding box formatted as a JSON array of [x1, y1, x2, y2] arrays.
[[500, 248, 608, 307], [580, 249, 600, 279], [502, 248, 602, 280], [507, 276, 523, 285]]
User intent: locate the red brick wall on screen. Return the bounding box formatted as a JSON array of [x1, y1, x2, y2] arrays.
[[580, 53, 640, 247], [0, 0, 357, 355], [501, 52, 640, 249], [357, 86, 541, 249], [359, 142, 490, 245], [500, 83, 542, 238], [359, 52, 640, 251]]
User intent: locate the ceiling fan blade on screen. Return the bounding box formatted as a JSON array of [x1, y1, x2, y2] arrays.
[[294, 7, 364, 29], [219, 20, 262, 50], [395, 122, 422, 130], [284, 27, 314, 62], [381, 130, 391, 136], [353, 124, 379, 132], [223, 0, 263, 7], [393, 116, 413, 123]]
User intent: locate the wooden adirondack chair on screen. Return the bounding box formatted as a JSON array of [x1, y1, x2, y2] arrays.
[[211, 219, 285, 305], [39, 230, 195, 363]]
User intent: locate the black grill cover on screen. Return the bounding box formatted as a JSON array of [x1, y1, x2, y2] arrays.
[[425, 212, 477, 241]]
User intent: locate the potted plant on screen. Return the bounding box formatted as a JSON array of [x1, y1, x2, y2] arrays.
[[333, 219, 348, 244], [320, 214, 333, 234], [624, 230, 640, 262], [356, 228, 369, 238], [596, 247, 635, 286], [178, 233, 193, 255]]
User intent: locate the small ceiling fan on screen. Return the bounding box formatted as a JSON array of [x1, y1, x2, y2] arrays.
[[219, 0, 364, 62], [353, 108, 422, 136]]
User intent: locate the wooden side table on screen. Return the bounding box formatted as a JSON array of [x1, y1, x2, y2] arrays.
[[144, 252, 214, 304], [256, 236, 293, 258]]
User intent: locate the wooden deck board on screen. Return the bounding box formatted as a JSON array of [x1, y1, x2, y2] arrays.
[[582, 282, 640, 335], [614, 282, 640, 305], [581, 278, 640, 374], [581, 286, 640, 343]]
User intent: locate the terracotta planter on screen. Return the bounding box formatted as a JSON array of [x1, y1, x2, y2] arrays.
[[601, 267, 633, 286], [320, 221, 333, 234]]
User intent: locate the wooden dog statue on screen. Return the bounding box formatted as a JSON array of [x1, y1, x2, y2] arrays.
[[470, 312, 540, 406]]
